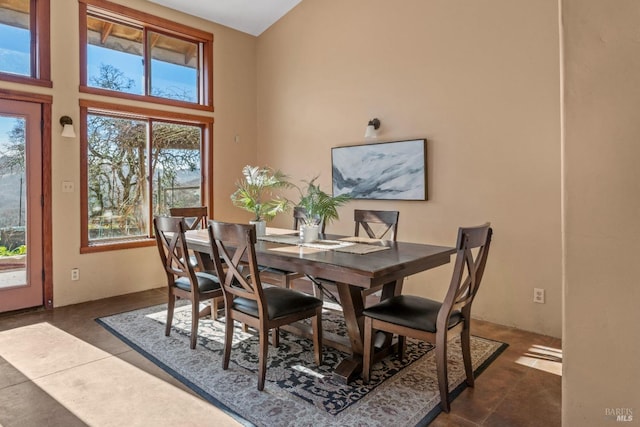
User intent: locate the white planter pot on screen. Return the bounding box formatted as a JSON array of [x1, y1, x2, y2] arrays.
[[300, 224, 319, 243], [250, 220, 267, 236]]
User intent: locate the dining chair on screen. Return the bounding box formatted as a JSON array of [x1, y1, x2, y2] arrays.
[[293, 206, 326, 233], [153, 216, 223, 349], [207, 221, 324, 391], [362, 223, 493, 413], [169, 206, 209, 270], [258, 207, 325, 289], [169, 206, 208, 230], [356, 209, 400, 299], [309, 209, 400, 303], [354, 209, 399, 241]]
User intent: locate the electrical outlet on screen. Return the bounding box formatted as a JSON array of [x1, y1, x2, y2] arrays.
[[71, 268, 80, 281], [533, 288, 545, 304]]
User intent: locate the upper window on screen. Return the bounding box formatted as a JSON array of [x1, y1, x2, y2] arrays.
[[79, 0, 213, 111], [0, 0, 51, 86]]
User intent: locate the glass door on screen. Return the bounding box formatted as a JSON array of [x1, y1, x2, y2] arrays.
[[0, 99, 43, 312]]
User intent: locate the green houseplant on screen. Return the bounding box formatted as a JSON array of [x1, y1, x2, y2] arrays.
[[231, 165, 292, 235], [297, 177, 350, 241]]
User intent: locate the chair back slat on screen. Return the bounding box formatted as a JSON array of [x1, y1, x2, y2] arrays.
[[208, 221, 266, 310], [293, 206, 326, 233], [169, 206, 208, 230], [354, 209, 399, 241], [437, 223, 492, 330], [154, 216, 197, 288]]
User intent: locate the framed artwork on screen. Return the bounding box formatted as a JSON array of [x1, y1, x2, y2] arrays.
[[332, 139, 427, 200]]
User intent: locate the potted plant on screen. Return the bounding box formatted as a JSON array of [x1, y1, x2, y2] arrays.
[[297, 177, 350, 242], [231, 165, 292, 236]]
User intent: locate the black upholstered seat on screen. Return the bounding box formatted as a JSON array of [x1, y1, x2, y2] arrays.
[[175, 271, 221, 293], [363, 295, 462, 333], [234, 286, 323, 320]]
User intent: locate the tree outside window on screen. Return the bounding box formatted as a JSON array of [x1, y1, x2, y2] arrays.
[[86, 113, 202, 243]]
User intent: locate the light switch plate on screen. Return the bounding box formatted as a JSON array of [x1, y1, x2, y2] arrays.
[[62, 181, 74, 192]]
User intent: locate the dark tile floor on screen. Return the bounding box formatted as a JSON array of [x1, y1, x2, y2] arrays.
[[0, 288, 561, 426]]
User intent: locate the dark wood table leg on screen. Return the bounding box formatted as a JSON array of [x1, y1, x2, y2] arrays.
[[333, 282, 364, 383], [332, 278, 404, 384]]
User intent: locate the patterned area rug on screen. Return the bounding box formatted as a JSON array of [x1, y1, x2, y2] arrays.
[[97, 303, 507, 427]]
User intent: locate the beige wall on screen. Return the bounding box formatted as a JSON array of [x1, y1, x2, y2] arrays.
[[257, 0, 563, 337], [0, 0, 257, 306], [563, 0, 640, 424]]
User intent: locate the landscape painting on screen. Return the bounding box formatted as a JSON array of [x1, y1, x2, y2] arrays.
[[332, 139, 426, 200]]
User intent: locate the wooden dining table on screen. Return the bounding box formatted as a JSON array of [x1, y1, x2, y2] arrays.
[[185, 227, 456, 383]]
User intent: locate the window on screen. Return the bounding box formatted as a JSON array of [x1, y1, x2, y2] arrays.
[[0, 0, 51, 87], [80, 100, 213, 253], [79, 0, 213, 111]]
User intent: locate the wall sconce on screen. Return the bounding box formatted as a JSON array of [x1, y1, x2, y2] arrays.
[[60, 116, 76, 138], [364, 118, 380, 139]]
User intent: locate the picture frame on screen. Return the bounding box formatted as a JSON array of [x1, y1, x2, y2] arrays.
[[332, 139, 427, 200]]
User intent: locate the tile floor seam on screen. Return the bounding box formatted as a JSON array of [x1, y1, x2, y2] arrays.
[[0, 377, 32, 391], [477, 367, 534, 426], [28, 354, 116, 382], [453, 413, 483, 426]]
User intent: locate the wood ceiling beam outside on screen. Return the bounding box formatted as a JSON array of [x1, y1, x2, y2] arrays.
[[100, 21, 113, 44], [184, 44, 196, 65], [1, 0, 28, 14], [150, 32, 160, 48]]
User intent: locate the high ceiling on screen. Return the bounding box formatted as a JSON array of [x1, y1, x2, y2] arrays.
[[147, 0, 302, 36]]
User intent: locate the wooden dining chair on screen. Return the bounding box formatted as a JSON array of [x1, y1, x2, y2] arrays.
[[362, 223, 493, 412], [169, 206, 208, 230], [153, 216, 223, 349], [169, 207, 209, 269], [354, 209, 399, 241], [293, 206, 326, 233], [258, 207, 325, 289], [308, 209, 400, 304], [207, 221, 324, 391]]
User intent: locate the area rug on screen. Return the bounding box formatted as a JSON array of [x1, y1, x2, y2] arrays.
[[97, 303, 507, 427]]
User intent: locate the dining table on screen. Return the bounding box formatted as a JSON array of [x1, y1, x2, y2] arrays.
[[185, 227, 456, 383]]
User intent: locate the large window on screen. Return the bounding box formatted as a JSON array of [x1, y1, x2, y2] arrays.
[[80, 101, 212, 253], [0, 0, 51, 86], [79, 0, 213, 111]]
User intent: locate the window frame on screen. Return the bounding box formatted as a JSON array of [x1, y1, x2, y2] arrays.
[[79, 0, 214, 111], [0, 0, 52, 87], [79, 99, 213, 253]]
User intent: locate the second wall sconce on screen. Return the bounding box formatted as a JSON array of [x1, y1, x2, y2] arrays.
[[60, 116, 76, 138], [364, 118, 380, 139]]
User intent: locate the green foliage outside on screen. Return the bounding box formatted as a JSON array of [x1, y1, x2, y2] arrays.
[[0, 245, 26, 256]]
